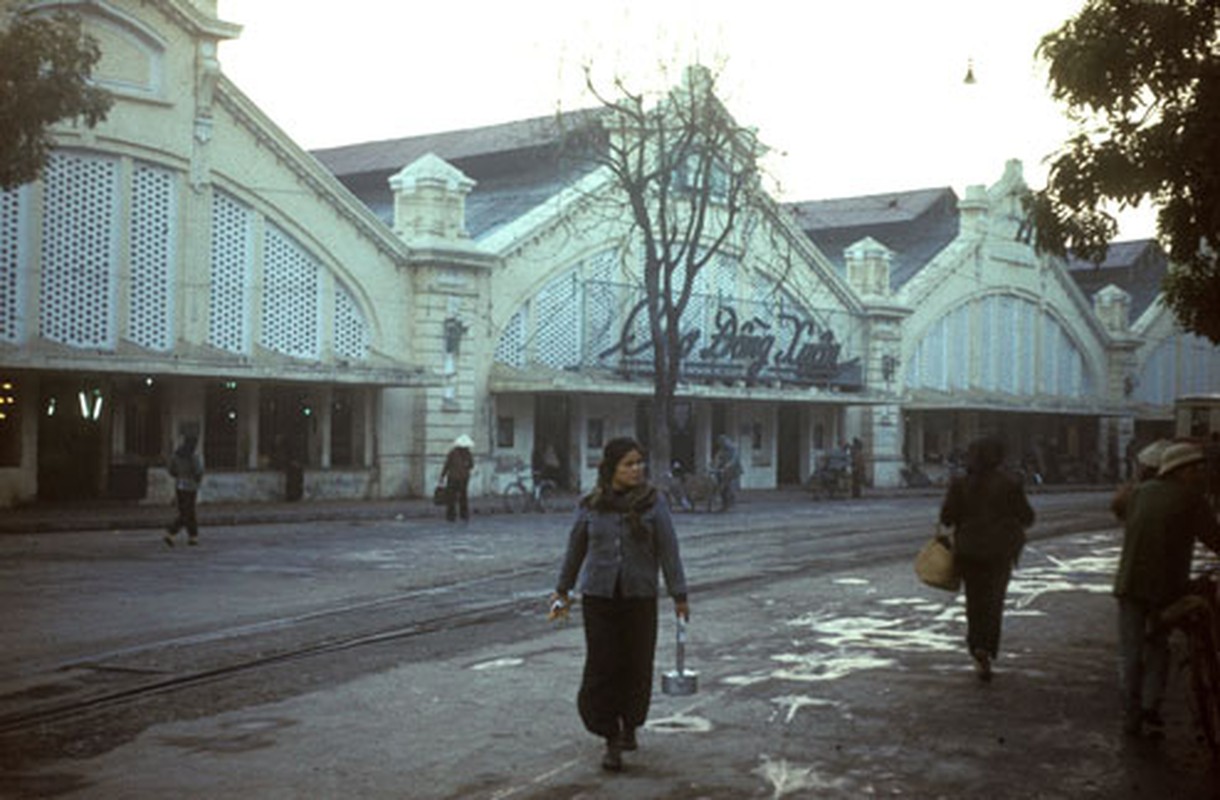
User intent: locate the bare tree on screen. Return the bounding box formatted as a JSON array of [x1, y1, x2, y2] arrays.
[[579, 65, 771, 475]]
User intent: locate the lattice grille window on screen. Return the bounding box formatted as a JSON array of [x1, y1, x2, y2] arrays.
[[0, 186, 24, 343], [334, 282, 369, 360], [208, 190, 252, 353], [40, 152, 118, 349], [710, 255, 736, 298], [128, 163, 175, 351], [534, 270, 580, 368], [582, 249, 620, 363], [262, 223, 320, 360], [495, 308, 526, 367]]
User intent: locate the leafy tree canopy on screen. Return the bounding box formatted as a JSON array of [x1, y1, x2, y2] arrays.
[[1026, 0, 1220, 343], [0, 0, 112, 190]]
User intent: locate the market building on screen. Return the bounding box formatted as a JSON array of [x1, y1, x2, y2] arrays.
[[796, 162, 1220, 486], [3, 2, 1216, 509], [0, 0, 450, 507], [313, 105, 904, 497]]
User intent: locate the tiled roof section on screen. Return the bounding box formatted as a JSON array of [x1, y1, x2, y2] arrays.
[[312, 108, 604, 178], [787, 187, 960, 290], [312, 109, 607, 240], [1067, 239, 1166, 319]]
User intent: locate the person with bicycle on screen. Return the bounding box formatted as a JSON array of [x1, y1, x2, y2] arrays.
[[1114, 442, 1220, 738], [550, 437, 689, 772]]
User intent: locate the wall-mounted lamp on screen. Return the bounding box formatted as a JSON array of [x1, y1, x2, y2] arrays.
[[882, 354, 900, 383], [443, 317, 469, 354]]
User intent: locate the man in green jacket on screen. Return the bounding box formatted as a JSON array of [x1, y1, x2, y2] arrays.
[[1114, 442, 1220, 737]]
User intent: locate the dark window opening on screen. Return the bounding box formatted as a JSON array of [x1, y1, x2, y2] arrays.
[[204, 382, 240, 468], [0, 377, 20, 467]]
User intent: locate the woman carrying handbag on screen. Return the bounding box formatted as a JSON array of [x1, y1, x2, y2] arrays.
[[939, 437, 1035, 681]]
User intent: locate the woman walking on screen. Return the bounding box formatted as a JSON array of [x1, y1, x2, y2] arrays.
[[164, 434, 204, 547], [551, 437, 689, 772], [939, 436, 1034, 680]]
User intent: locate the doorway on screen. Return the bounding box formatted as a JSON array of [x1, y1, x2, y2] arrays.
[[670, 401, 695, 473], [37, 378, 105, 502], [534, 395, 571, 489], [777, 406, 801, 485]]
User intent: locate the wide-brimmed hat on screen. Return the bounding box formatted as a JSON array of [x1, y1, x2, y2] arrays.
[[1136, 439, 1171, 468], [1158, 442, 1205, 477], [454, 434, 474, 448]]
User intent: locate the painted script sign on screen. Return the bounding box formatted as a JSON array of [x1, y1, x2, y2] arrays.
[[598, 300, 861, 389]]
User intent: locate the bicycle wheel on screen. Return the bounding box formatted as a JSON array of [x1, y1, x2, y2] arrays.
[[1188, 625, 1220, 764], [536, 482, 556, 513], [503, 484, 529, 514]]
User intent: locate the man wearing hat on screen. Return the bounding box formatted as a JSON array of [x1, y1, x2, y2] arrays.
[[1113, 442, 1220, 737], [440, 435, 475, 523], [1110, 439, 1170, 522]]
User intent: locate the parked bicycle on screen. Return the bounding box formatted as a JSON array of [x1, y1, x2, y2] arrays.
[[808, 453, 849, 500], [501, 460, 557, 514], [659, 462, 727, 513], [1157, 563, 1220, 764]]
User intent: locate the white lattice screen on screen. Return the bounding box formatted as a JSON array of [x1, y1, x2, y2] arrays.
[[40, 153, 118, 349], [534, 270, 580, 368], [128, 164, 176, 351], [333, 282, 369, 360], [261, 224, 320, 360], [209, 190, 252, 353], [583, 254, 619, 360], [710, 255, 736, 297], [495, 309, 526, 367], [0, 187, 23, 343]]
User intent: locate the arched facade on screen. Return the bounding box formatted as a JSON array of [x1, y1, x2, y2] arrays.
[[0, 0, 435, 507], [4, 3, 1215, 507]]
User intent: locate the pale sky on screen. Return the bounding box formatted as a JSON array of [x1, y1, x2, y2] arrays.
[[218, 0, 1156, 240]]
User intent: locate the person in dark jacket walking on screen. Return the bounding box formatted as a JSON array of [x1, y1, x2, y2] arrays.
[[164, 434, 204, 547], [439, 435, 474, 522], [1113, 442, 1220, 737], [551, 437, 689, 772], [939, 436, 1035, 680]]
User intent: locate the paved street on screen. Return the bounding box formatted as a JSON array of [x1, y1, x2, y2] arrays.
[[0, 490, 1216, 799]]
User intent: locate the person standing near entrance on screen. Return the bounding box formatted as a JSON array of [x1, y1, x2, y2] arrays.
[[164, 434, 204, 547], [712, 434, 742, 510], [939, 436, 1035, 681], [551, 437, 689, 772], [440, 435, 475, 523], [850, 436, 866, 498]]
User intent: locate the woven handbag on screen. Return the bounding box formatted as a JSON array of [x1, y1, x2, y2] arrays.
[[432, 485, 449, 506], [915, 528, 960, 592]]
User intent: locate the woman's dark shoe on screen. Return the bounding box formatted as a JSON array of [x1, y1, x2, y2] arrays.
[[601, 740, 623, 772], [972, 648, 992, 682], [1141, 709, 1165, 740]]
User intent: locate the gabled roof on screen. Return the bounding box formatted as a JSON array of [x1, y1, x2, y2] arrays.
[[311, 109, 606, 240], [1066, 239, 1166, 320], [786, 187, 960, 290], [312, 109, 604, 178]]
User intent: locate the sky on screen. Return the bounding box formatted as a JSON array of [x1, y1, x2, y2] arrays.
[[218, 0, 1156, 240]]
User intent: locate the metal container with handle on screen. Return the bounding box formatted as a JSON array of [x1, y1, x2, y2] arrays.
[[661, 617, 698, 695]]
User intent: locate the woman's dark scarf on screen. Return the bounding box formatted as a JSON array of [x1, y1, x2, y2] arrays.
[[582, 482, 657, 541]]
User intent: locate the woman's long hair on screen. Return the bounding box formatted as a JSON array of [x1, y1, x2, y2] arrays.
[[585, 437, 656, 533], [595, 436, 644, 492]]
